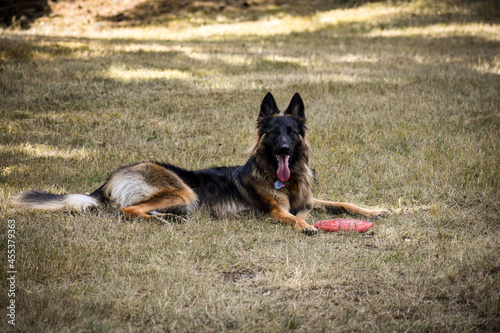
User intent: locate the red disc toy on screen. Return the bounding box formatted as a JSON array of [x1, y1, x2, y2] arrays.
[[314, 219, 374, 233]]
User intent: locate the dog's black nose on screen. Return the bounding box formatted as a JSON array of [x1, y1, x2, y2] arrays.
[[278, 144, 290, 155]]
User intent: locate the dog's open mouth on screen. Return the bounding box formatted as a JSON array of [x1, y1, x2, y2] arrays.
[[276, 155, 290, 182]]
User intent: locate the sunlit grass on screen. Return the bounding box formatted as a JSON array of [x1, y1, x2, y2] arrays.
[[316, 4, 406, 25], [368, 22, 500, 41], [1, 143, 92, 159], [472, 55, 500, 75], [106, 65, 191, 81]]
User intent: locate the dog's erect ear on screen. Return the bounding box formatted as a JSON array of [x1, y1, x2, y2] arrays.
[[284, 92, 306, 125], [258, 92, 279, 124]]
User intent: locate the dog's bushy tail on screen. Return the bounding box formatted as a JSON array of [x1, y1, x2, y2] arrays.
[[11, 190, 100, 212]]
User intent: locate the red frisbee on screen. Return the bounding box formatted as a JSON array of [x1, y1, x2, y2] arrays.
[[314, 219, 374, 233]]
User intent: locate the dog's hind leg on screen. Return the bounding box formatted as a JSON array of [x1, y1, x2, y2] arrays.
[[120, 188, 197, 222], [104, 162, 198, 222], [313, 199, 387, 217], [149, 210, 188, 223]]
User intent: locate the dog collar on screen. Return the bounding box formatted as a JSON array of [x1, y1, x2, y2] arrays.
[[274, 180, 286, 190]]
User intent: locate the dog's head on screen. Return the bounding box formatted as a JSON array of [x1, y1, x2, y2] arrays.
[[256, 92, 307, 182]]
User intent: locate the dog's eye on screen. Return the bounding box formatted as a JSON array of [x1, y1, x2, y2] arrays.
[[288, 129, 295, 135], [272, 128, 280, 135]]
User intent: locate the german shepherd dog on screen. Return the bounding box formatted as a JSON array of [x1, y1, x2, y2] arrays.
[[11, 93, 386, 234]]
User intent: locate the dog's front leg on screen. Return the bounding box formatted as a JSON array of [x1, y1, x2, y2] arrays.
[[313, 199, 387, 217], [270, 207, 318, 235]]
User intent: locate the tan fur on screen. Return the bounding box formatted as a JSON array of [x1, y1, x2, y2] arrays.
[[120, 187, 197, 219], [313, 199, 385, 217]]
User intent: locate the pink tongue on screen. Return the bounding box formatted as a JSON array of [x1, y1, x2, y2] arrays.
[[277, 155, 290, 182]]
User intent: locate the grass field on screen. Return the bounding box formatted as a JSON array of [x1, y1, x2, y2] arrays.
[[1, 0, 499, 331]]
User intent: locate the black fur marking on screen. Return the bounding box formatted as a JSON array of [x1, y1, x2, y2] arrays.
[[258, 92, 280, 126], [284, 92, 306, 126], [17, 190, 65, 202], [157, 162, 245, 212], [89, 183, 106, 202]]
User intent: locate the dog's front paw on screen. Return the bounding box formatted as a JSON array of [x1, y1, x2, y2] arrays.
[[301, 224, 319, 236]]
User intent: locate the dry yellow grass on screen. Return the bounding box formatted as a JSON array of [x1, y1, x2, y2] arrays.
[[1, 0, 499, 331]]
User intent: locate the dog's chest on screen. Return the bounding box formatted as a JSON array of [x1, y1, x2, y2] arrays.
[[283, 179, 314, 212]]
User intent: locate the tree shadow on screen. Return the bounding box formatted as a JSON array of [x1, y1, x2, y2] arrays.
[[98, 0, 384, 26], [0, 0, 51, 28], [95, 0, 500, 27]]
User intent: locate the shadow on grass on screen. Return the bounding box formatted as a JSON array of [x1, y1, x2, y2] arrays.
[[97, 0, 500, 25], [97, 0, 384, 25]]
